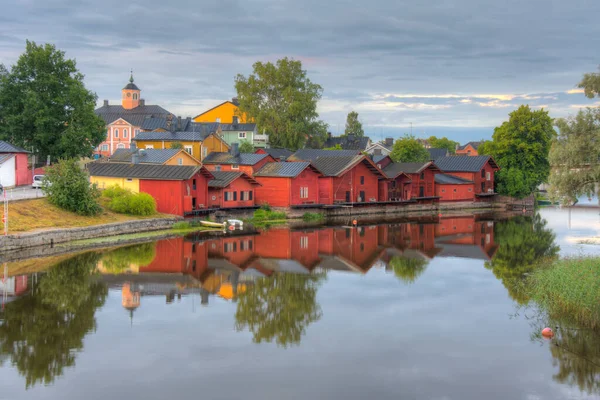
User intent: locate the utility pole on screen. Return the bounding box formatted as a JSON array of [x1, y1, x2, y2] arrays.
[[2, 188, 7, 236]]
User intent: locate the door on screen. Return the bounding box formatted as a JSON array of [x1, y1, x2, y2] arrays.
[[345, 191, 351, 202], [359, 191, 365, 202], [419, 186, 425, 197]]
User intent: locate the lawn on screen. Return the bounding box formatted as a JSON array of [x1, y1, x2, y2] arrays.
[[5, 198, 170, 234]]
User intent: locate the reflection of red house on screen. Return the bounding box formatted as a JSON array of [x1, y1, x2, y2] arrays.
[[434, 156, 499, 197], [0, 275, 28, 296], [255, 228, 321, 270], [141, 237, 209, 280], [254, 162, 322, 207], [311, 155, 385, 204], [409, 223, 441, 258], [319, 226, 384, 272], [207, 171, 260, 208], [434, 217, 498, 259], [384, 162, 441, 200]]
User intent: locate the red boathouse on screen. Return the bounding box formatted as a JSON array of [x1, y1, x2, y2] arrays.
[[434, 156, 499, 198], [385, 162, 441, 200], [207, 171, 261, 209], [253, 162, 322, 207]]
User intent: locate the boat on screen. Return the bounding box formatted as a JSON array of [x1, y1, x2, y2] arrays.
[[199, 220, 226, 228], [227, 219, 244, 227]]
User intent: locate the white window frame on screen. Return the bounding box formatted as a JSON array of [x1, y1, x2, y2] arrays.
[[300, 187, 308, 199], [185, 145, 193, 155], [178, 158, 183, 165], [145, 145, 154, 149], [101, 144, 108, 151], [239, 132, 247, 139], [216, 118, 221, 123], [300, 236, 309, 249], [114, 129, 119, 138], [202, 146, 208, 158], [215, 165, 222, 171], [117, 143, 125, 149], [486, 172, 491, 181], [231, 164, 239, 170], [123, 129, 128, 138]]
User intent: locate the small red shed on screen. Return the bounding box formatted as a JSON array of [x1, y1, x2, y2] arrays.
[[311, 155, 385, 204], [253, 162, 322, 207], [207, 171, 261, 209], [434, 173, 475, 201], [0, 141, 32, 187], [434, 156, 499, 198], [202, 151, 274, 176]]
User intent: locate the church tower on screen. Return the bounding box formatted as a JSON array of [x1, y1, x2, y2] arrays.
[[122, 71, 141, 109]]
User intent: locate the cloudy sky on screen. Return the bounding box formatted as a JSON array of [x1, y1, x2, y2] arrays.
[[2, 0, 600, 141]]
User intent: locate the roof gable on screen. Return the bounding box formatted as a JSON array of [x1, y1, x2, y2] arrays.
[[427, 148, 449, 160], [312, 155, 384, 178], [0, 141, 30, 153], [434, 155, 498, 172], [94, 104, 173, 126], [323, 135, 371, 151], [192, 101, 237, 120], [457, 141, 482, 151], [255, 148, 294, 160], [208, 171, 260, 188], [134, 125, 219, 142], [384, 161, 439, 176]]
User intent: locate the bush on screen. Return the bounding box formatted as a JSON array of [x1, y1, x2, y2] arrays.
[[302, 212, 324, 221], [251, 209, 286, 222], [172, 221, 191, 230], [103, 185, 130, 199], [103, 188, 156, 216], [44, 159, 101, 216], [260, 203, 271, 212], [127, 193, 156, 216]]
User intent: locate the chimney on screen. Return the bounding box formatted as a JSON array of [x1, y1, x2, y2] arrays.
[[103, 100, 109, 107], [139, 99, 145, 106], [232, 97, 239, 106], [232, 116, 239, 125], [132, 153, 139, 164], [177, 116, 182, 130], [385, 137, 393, 147], [230, 142, 240, 157]]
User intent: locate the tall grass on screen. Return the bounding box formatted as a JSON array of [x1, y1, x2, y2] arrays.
[[528, 257, 600, 329], [302, 212, 324, 222]]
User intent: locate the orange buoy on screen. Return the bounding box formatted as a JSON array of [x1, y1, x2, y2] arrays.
[[228, 225, 235, 231], [541, 327, 554, 338], [522, 208, 527, 213], [438, 213, 442, 217], [352, 219, 357, 226]]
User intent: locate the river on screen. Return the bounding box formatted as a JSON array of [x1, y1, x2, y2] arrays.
[[1, 208, 599, 400]]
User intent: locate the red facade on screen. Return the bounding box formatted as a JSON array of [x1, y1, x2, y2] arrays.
[[374, 155, 393, 169], [254, 166, 321, 207], [378, 173, 412, 201], [139, 169, 211, 216], [448, 161, 497, 195], [435, 181, 475, 201], [15, 153, 32, 186], [208, 176, 259, 209], [318, 159, 383, 204], [408, 164, 440, 199]]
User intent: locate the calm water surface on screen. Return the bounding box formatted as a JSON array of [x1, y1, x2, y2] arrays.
[[1, 208, 599, 400]]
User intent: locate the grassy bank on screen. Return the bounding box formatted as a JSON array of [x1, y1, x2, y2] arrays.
[[528, 256, 600, 329], [5, 198, 169, 233]]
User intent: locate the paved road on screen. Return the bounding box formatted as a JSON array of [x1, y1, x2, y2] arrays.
[[1, 186, 46, 202]]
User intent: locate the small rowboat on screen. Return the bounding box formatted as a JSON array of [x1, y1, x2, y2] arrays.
[[200, 220, 226, 228]]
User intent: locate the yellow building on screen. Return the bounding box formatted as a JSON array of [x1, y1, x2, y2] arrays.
[[133, 131, 229, 161], [193, 98, 250, 124], [90, 175, 141, 192]]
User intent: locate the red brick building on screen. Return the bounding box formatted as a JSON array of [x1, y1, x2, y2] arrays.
[[253, 162, 322, 207], [434, 156, 499, 197], [207, 171, 260, 209]]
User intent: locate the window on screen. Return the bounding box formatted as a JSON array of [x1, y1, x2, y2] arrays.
[[101, 144, 108, 151], [300, 187, 309, 199], [481, 169, 486, 178], [216, 118, 221, 123], [133, 93, 138, 100], [192, 179, 197, 190], [185, 146, 193, 155], [240, 191, 246, 201], [249, 191, 253, 200], [239, 132, 247, 139], [453, 188, 457, 192], [486, 172, 491, 181], [441, 188, 445, 193], [481, 182, 485, 192], [233, 191, 237, 201], [468, 188, 472, 192], [360, 243, 365, 252], [300, 236, 309, 249], [215, 165, 222, 171], [360, 176, 364, 185], [123, 129, 128, 138], [126, 178, 133, 182], [224, 192, 231, 201], [117, 144, 125, 149], [145, 145, 154, 149], [202, 147, 208, 158], [134, 129, 139, 137], [114, 129, 119, 138], [232, 164, 239, 170], [178, 158, 183, 165], [420, 172, 425, 179]]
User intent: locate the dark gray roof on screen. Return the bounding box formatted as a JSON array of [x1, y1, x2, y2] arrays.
[[457, 141, 482, 151], [428, 148, 449, 160], [202, 152, 269, 165], [134, 126, 218, 142], [254, 162, 313, 178], [373, 155, 389, 164], [259, 148, 294, 160], [208, 171, 259, 188], [95, 104, 173, 126], [0, 141, 29, 153], [139, 117, 196, 132], [323, 135, 371, 151], [289, 149, 360, 162], [123, 82, 140, 90], [435, 173, 474, 185], [220, 123, 256, 131], [87, 162, 202, 180], [108, 149, 183, 164], [434, 156, 497, 172], [384, 162, 432, 176], [312, 155, 384, 178]]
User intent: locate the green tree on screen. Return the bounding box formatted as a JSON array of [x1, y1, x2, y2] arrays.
[[484, 105, 555, 198], [235, 273, 325, 347], [238, 139, 255, 153], [548, 108, 600, 204], [344, 111, 364, 137], [0, 253, 107, 388], [390, 256, 428, 284], [389, 134, 429, 163], [476, 140, 493, 156], [323, 144, 343, 150], [427, 136, 459, 154], [0, 41, 105, 161], [577, 65, 600, 99], [234, 57, 328, 150], [44, 158, 101, 215], [485, 214, 559, 304], [169, 142, 184, 149]]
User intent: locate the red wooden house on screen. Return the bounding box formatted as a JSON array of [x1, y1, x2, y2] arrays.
[[385, 162, 441, 200], [253, 162, 322, 207], [434, 156, 499, 198], [87, 163, 213, 216], [0, 141, 32, 187], [373, 154, 393, 170], [379, 163, 413, 201], [202, 149, 274, 176], [434, 173, 475, 201], [255, 148, 293, 161], [309, 155, 385, 204], [207, 171, 260, 208], [455, 141, 482, 156]]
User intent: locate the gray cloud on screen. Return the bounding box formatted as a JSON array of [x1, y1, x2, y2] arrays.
[[1, 0, 599, 142]]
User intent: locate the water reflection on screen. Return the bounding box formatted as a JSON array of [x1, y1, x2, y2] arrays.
[[0, 253, 106, 388]]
